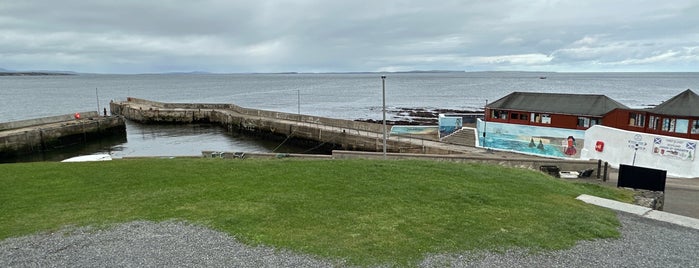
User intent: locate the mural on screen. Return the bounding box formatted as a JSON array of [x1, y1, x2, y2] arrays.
[[438, 115, 463, 139], [476, 119, 585, 158], [390, 126, 439, 136]]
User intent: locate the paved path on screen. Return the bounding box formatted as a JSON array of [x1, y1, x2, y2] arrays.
[[568, 170, 699, 219]]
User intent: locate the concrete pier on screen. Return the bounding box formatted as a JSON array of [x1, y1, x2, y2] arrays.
[[0, 112, 126, 158]]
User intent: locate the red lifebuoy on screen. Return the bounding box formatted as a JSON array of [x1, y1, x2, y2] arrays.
[[595, 141, 604, 152], [74, 113, 81, 119]]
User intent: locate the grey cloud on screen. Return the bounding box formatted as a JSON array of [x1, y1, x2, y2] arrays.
[[0, 0, 697, 73]]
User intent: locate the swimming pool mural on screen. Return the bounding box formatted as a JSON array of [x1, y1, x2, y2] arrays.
[[476, 119, 585, 158], [438, 115, 463, 139], [390, 125, 439, 136]]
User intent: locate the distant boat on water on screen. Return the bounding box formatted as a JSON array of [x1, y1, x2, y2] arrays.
[[539, 76, 547, 79]]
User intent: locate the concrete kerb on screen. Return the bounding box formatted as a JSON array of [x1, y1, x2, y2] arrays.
[[577, 194, 699, 230]]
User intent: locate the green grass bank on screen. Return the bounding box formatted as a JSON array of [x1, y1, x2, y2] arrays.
[[0, 158, 633, 266]]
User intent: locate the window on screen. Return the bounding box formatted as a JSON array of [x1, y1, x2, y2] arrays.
[[629, 113, 645, 127], [510, 113, 528, 121], [531, 113, 550, 124], [500, 111, 508, 120], [577, 117, 590, 128], [692, 120, 699, 134], [662, 118, 676, 132], [491, 110, 508, 120], [675, 119, 689, 134], [648, 116, 659, 130], [541, 114, 551, 124], [577, 117, 600, 128]]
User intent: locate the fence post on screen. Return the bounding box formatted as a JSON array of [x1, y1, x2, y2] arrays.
[[597, 159, 602, 179]]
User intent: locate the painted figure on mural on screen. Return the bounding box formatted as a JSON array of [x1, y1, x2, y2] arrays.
[[564, 136, 577, 156]]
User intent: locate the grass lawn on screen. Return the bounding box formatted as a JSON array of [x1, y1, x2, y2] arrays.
[[0, 158, 633, 266]]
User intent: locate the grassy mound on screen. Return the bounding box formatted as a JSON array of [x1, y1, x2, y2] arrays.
[[0, 158, 632, 266]]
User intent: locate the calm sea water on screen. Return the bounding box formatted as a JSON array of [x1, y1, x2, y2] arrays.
[[2, 72, 698, 160]]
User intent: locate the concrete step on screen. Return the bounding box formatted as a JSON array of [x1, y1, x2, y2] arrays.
[[441, 128, 477, 146]]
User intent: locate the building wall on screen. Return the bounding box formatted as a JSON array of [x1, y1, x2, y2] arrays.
[[601, 109, 634, 130], [581, 125, 698, 178], [602, 108, 699, 141], [485, 108, 596, 130]]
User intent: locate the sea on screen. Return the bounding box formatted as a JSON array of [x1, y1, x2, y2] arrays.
[[2, 72, 698, 162]]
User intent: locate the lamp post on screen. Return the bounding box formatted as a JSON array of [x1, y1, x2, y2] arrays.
[[381, 75, 387, 159]]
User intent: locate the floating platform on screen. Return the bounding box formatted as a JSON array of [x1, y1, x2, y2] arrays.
[[0, 112, 126, 159]]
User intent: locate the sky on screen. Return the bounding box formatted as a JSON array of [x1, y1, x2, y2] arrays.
[[1, 0, 698, 74]]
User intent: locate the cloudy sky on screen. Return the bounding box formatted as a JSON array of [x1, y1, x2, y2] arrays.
[[1, 0, 698, 74]]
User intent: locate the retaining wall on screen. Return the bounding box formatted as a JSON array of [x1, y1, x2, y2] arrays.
[[0, 111, 99, 131], [332, 150, 606, 177], [0, 115, 125, 157]]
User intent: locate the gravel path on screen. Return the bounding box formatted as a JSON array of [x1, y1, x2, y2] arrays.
[[1, 212, 698, 267]]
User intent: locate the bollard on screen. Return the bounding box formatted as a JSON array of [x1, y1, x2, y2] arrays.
[[597, 159, 602, 179], [603, 161, 608, 182]]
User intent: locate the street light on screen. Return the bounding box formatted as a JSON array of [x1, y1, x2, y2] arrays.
[[381, 75, 387, 159]]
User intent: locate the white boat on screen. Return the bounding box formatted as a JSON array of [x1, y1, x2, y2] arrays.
[[61, 153, 112, 162]]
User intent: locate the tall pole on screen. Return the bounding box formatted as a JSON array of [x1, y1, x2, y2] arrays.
[[483, 99, 487, 148], [297, 89, 301, 118], [381, 75, 387, 159]]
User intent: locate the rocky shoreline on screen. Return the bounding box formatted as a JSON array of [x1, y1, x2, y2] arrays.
[[356, 107, 483, 126]]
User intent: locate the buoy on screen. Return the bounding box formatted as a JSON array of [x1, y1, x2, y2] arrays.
[[74, 113, 81, 119]]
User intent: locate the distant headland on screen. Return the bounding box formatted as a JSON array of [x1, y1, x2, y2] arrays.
[[0, 67, 76, 76], [0, 72, 75, 76]]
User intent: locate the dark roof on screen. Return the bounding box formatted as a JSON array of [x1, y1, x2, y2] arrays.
[[487, 92, 629, 116], [649, 89, 699, 117]]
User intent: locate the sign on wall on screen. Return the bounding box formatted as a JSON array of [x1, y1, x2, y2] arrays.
[[652, 137, 696, 161]]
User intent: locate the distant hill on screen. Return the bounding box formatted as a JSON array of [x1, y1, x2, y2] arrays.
[[0, 67, 76, 76]]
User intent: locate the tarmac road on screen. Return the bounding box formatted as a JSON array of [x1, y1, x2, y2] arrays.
[[574, 170, 699, 219]]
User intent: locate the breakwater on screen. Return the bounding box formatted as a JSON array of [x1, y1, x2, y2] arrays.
[[0, 112, 126, 158], [110, 98, 474, 154]]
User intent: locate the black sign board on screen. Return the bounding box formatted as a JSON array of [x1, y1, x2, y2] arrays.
[[617, 164, 667, 192]]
